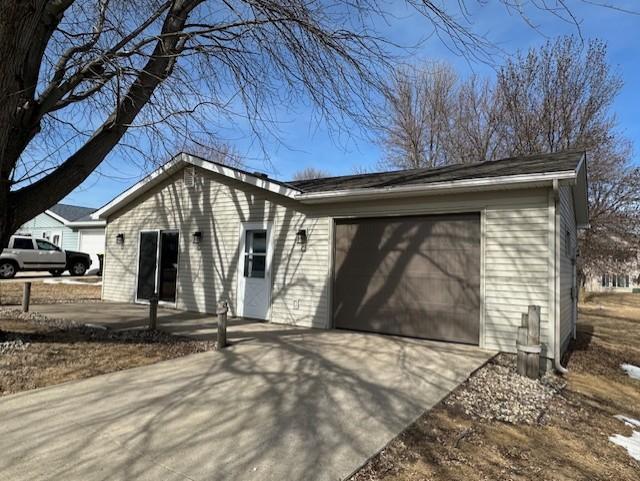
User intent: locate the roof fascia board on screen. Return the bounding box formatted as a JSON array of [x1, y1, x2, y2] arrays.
[[295, 170, 578, 204], [68, 220, 106, 227], [44, 209, 71, 225], [92, 156, 186, 219], [183, 154, 300, 199], [572, 153, 589, 227], [93, 153, 300, 219]]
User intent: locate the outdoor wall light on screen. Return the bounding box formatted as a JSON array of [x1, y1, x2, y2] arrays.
[[295, 229, 307, 250], [193, 231, 202, 245], [116, 233, 125, 245]]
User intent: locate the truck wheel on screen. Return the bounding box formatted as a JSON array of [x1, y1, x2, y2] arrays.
[[0, 260, 18, 279], [49, 269, 64, 277], [70, 260, 88, 276]]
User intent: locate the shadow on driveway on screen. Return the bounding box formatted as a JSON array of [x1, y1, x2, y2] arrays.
[[0, 302, 495, 481]]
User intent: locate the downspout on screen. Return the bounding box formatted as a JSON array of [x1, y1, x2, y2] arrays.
[[552, 179, 568, 374]]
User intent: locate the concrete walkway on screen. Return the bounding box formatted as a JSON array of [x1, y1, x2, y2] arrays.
[[29, 302, 231, 340], [0, 303, 495, 481]]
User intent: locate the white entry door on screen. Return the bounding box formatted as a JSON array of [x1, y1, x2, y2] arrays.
[[237, 223, 272, 320]]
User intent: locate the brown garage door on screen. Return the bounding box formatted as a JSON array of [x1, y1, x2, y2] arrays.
[[333, 213, 480, 344]]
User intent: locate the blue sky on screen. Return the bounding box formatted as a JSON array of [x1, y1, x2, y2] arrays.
[[63, 1, 640, 208]]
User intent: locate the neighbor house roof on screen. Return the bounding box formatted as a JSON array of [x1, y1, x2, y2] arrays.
[[46, 203, 105, 227], [93, 151, 588, 227]]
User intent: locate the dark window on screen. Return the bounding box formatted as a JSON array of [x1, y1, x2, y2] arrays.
[[13, 238, 34, 250], [158, 231, 179, 303], [36, 239, 59, 251], [136, 232, 159, 300], [243, 230, 267, 278]]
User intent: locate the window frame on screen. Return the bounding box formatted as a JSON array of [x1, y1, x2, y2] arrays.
[[243, 229, 267, 279]]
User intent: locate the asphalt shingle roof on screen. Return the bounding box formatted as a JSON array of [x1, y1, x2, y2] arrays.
[[287, 151, 585, 193], [48, 203, 97, 222]]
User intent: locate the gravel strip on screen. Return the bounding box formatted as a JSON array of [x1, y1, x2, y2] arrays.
[[0, 338, 29, 355], [446, 354, 566, 425]]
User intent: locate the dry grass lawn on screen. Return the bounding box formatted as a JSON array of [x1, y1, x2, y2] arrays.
[[0, 314, 212, 397], [0, 279, 101, 305], [351, 293, 640, 481]]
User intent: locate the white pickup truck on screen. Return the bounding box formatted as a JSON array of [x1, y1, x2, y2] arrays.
[[0, 235, 92, 279]]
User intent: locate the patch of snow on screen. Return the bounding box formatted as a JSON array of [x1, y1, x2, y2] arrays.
[[621, 363, 640, 380], [615, 415, 640, 428], [611, 415, 640, 462], [610, 432, 640, 461], [43, 278, 102, 286]]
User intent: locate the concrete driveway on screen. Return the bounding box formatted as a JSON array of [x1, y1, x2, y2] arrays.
[[0, 304, 494, 481]]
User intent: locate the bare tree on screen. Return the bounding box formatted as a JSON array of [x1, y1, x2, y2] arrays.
[[447, 75, 506, 163], [377, 63, 457, 169], [184, 140, 245, 169], [292, 167, 331, 181], [496, 37, 640, 273], [496, 37, 621, 155], [580, 138, 640, 275], [377, 36, 640, 273], [1, 1, 632, 247]]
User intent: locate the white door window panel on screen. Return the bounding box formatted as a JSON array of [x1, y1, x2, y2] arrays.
[[237, 223, 273, 320]]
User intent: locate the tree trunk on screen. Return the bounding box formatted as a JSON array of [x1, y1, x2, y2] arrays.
[[0, 1, 200, 248], [0, 1, 71, 248]]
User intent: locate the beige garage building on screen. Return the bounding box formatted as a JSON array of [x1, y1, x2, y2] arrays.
[[93, 151, 588, 368]]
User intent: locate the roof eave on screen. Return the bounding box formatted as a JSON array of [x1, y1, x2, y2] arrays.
[[93, 153, 301, 220], [44, 209, 72, 225], [67, 220, 106, 227], [295, 170, 578, 204], [572, 153, 589, 228]]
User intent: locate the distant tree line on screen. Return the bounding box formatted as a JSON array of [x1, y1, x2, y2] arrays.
[[377, 36, 640, 276]]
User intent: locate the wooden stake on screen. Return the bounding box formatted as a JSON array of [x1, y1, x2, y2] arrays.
[[22, 282, 31, 313], [526, 305, 541, 378], [517, 325, 528, 377], [217, 301, 228, 349], [149, 293, 158, 330]]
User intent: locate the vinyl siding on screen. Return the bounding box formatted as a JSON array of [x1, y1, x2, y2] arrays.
[[17, 212, 77, 250], [559, 186, 577, 354], [103, 168, 330, 328], [102, 166, 553, 352], [315, 189, 551, 353]]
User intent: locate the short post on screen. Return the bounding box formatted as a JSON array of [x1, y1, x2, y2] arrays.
[[516, 313, 528, 376], [526, 305, 541, 378], [22, 282, 31, 313], [516, 305, 542, 379], [216, 300, 228, 350], [148, 293, 158, 331]]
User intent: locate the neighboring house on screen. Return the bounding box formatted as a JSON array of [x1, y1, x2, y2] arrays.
[[585, 260, 640, 292], [93, 151, 588, 367], [17, 203, 106, 269]]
